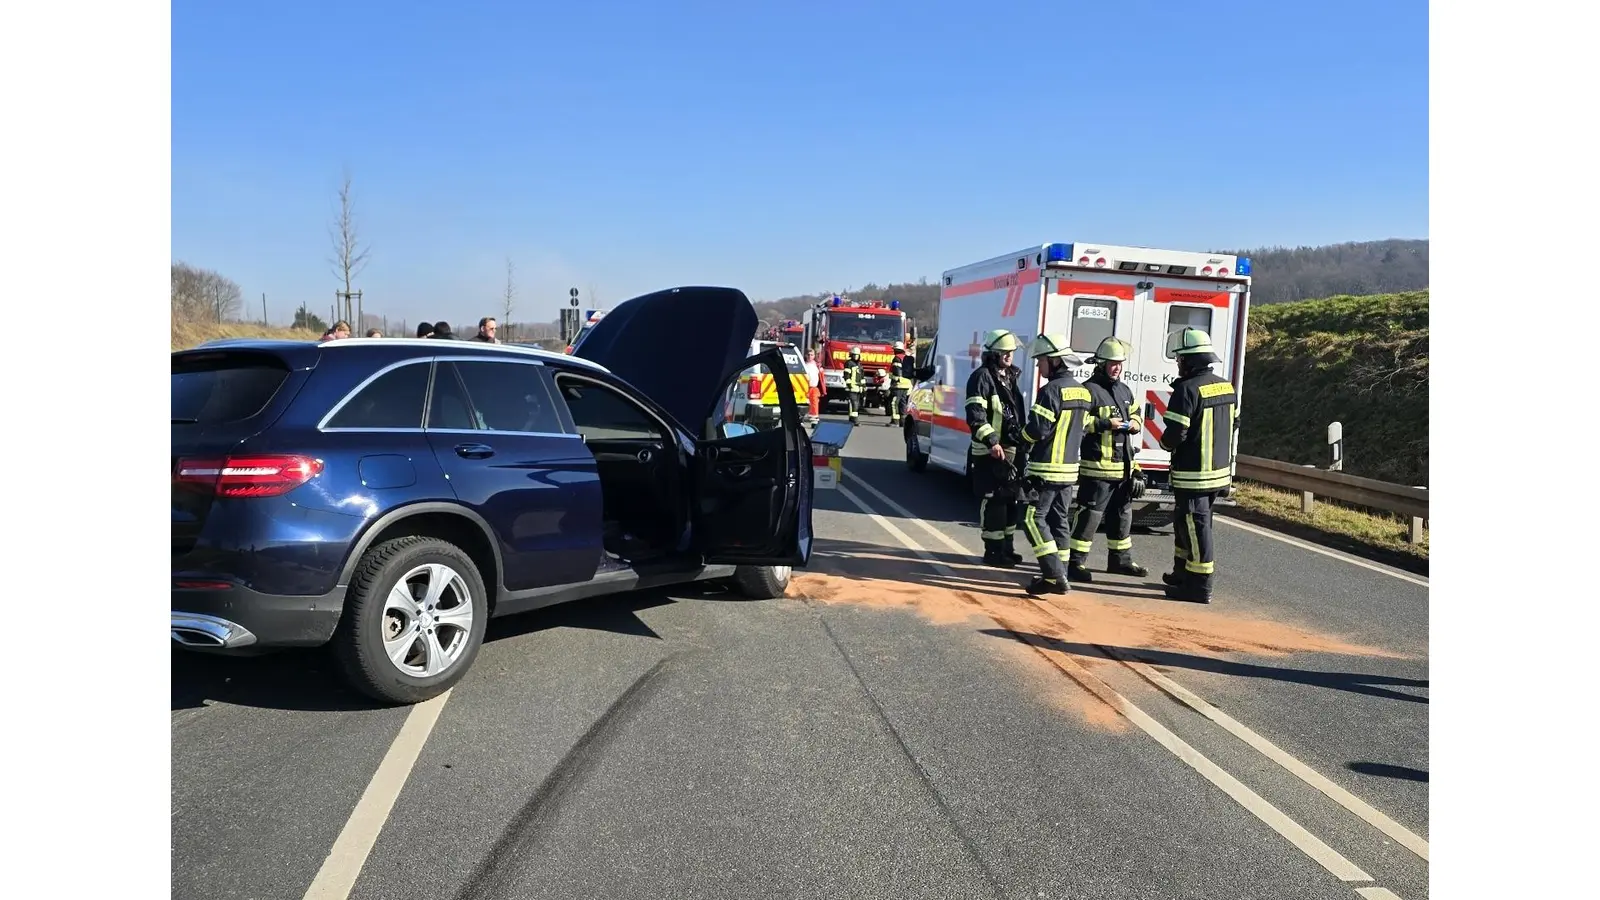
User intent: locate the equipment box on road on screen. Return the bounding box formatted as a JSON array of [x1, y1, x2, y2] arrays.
[[809, 422, 852, 491]]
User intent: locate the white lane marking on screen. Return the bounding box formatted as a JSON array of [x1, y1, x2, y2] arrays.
[[844, 469, 1428, 862], [1115, 662, 1429, 861], [1355, 888, 1405, 900], [303, 689, 453, 900], [1215, 516, 1428, 587], [833, 482, 1373, 883]]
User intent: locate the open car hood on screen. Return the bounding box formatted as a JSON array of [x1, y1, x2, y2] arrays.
[[572, 286, 758, 431]]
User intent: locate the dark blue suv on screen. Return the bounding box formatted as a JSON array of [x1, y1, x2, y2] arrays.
[[172, 287, 814, 704]]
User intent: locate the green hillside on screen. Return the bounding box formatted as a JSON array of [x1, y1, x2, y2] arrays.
[[1239, 291, 1428, 486]]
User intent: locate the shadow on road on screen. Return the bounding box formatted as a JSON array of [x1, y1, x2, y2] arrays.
[[984, 635, 1430, 705], [171, 583, 731, 713], [1348, 761, 1429, 782], [829, 451, 1171, 534], [806, 536, 1176, 603]]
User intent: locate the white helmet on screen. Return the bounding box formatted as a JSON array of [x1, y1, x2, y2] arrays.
[[893, 341, 906, 351]]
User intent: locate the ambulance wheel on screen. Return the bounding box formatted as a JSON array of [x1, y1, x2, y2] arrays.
[[905, 422, 929, 472]]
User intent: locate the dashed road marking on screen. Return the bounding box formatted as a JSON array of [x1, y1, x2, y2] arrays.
[[842, 469, 1428, 862], [834, 482, 1373, 883], [303, 689, 453, 900]]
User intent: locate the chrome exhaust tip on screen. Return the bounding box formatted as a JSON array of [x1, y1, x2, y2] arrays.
[[171, 613, 257, 649]]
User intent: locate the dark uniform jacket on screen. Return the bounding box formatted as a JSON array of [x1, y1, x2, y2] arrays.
[[964, 363, 1025, 457], [1021, 372, 1092, 485], [1160, 366, 1237, 492], [1080, 369, 1142, 481]]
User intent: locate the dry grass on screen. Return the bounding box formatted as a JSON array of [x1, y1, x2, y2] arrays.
[[1231, 480, 1428, 560], [171, 321, 320, 351]]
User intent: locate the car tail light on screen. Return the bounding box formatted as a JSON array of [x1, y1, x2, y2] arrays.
[[175, 455, 324, 498], [748, 378, 763, 399]]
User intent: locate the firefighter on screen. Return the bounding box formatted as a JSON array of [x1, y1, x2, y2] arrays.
[[1065, 336, 1149, 582], [1160, 328, 1238, 603], [843, 345, 865, 426], [1017, 334, 1091, 595], [965, 329, 1028, 568], [888, 341, 912, 427]]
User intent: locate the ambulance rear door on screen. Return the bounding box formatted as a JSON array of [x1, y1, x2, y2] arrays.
[[1040, 271, 1139, 387], [1130, 278, 1248, 474]]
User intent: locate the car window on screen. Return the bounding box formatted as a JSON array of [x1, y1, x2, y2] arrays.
[[710, 357, 789, 439], [1165, 306, 1214, 358], [325, 361, 430, 429], [453, 361, 564, 433], [1070, 298, 1117, 353], [172, 353, 290, 425], [553, 375, 663, 441], [425, 363, 478, 430]]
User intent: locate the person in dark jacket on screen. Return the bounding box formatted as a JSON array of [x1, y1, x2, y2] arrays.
[[431, 321, 457, 340], [471, 317, 498, 342], [1065, 336, 1149, 582], [416, 322, 434, 339], [1160, 328, 1238, 603], [1018, 334, 1090, 595], [964, 329, 1027, 567]]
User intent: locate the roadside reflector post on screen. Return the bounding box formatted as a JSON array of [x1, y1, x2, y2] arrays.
[[1301, 464, 1317, 514], [1327, 421, 1344, 472], [1410, 484, 1427, 544]]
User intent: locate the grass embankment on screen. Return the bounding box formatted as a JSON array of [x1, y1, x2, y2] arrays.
[[1233, 290, 1429, 562], [171, 321, 319, 351]]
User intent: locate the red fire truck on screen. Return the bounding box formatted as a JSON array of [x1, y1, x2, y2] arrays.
[[764, 320, 806, 348], [800, 296, 914, 414]]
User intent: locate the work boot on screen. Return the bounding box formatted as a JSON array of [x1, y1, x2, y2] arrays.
[[1026, 576, 1069, 597], [1107, 554, 1149, 578], [982, 541, 1015, 569], [1162, 559, 1186, 587], [1065, 557, 1096, 583], [1164, 572, 1212, 603]]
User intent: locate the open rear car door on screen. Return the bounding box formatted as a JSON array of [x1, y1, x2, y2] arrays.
[[693, 347, 814, 567]]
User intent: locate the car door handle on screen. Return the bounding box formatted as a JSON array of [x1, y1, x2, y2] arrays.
[[454, 443, 495, 460], [1145, 403, 1156, 421], [722, 463, 752, 478]]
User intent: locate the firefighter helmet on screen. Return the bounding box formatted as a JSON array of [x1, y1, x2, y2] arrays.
[[982, 329, 1021, 353], [1167, 327, 1219, 362], [1092, 337, 1132, 363], [893, 341, 906, 352], [1029, 333, 1082, 364], [848, 345, 862, 358]]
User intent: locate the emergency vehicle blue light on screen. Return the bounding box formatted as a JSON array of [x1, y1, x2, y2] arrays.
[[889, 300, 900, 310], [1237, 257, 1252, 276], [1045, 243, 1073, 262], [831, 296, 842, 306]]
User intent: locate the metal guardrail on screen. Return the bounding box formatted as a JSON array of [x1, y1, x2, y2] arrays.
[[1234, 454, 1429, 543]]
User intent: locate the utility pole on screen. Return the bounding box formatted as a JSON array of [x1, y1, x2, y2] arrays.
[[261, 293, 268, 326]]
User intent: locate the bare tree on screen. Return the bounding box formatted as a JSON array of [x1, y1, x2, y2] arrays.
[[328, 169, 371, 323], [588, 282, 600, 308], [502, 258, 516, 342], [171, 261, 241, 323]]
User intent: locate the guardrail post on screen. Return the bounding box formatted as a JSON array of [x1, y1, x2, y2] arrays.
[[1409, 485, 1427, 544], [1300, 464, 1317, 513]]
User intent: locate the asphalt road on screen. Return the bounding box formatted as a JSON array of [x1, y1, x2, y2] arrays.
[[172, 410, 1429, 900]]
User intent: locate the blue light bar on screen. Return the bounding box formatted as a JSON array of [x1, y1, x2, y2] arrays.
[[831, 296, 842, 307], [889, 300, 900, 310], [1237, 257, 1252, 276], [1045, 243, 1073, 262]]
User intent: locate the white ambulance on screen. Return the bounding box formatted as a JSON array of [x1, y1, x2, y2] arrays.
[[903, 242, 1253, 523]]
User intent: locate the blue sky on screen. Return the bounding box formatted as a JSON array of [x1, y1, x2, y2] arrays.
[[172, 0, 1428, 328]]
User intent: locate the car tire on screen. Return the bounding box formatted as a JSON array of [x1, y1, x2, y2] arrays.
[[333, 535, 489, 705], [731, 564, 791, 599], [905, 422, 929, 472]]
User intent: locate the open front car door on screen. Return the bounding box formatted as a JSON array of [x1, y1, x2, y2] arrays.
[[692, 347, 814, 567]]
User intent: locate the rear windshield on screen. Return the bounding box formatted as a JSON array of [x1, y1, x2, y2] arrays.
[[172, 352, 291, 424]]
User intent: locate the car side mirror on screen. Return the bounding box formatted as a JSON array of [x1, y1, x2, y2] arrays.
[[718, 421, 757, 440]]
